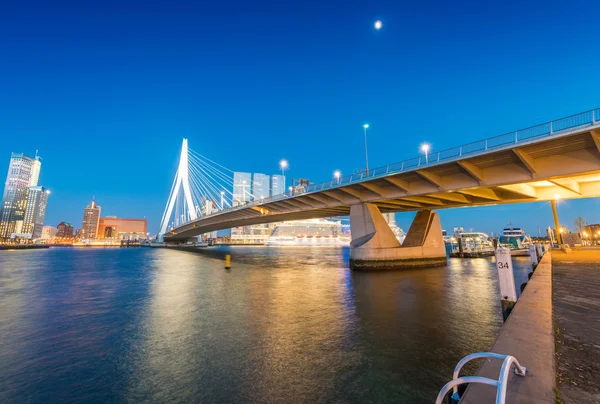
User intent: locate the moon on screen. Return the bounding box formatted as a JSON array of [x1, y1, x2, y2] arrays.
[[374, 20, 382, 30]]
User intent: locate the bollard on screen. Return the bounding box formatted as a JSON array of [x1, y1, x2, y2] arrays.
[[495, 247, 517, 322], [529, 244, 538, 267], [225, 254, 231, 269], [536, 243, 543, 258]]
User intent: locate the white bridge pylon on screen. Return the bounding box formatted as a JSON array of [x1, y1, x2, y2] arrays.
[[159, 139, 197, 238], [158, 138, 247, 240]]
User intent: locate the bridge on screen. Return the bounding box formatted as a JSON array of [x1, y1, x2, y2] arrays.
[[160, 109, 600, 269]]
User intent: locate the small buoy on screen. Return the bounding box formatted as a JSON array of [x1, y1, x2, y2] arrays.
[[225, 254, 231, 269]]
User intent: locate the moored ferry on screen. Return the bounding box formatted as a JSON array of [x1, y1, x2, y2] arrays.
[[498, 226, 533, 256], [447, 231, 495, 258]]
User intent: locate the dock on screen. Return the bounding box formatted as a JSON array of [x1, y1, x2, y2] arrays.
[[459, 248, 600, 403]]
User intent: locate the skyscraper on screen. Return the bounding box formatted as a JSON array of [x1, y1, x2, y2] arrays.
[[233, 172, 252, 206], [0, 152, 42, 239], [22, 186, 50, 239], [81, 199, 101, 239], [271, 174, 285, 196], [252, 173, 270, 200]]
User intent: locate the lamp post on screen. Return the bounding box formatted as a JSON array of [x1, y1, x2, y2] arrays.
[[334, 170, 341, 184], [362, 124, 370, 175], [421, 143, 431, 164], [280, 159, 288, 189]]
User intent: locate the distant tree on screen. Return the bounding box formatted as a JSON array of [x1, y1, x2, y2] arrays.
[[574, 216, 587, 234]]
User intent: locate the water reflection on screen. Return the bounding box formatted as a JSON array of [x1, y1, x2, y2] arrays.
[[0, 247, 532, 403]]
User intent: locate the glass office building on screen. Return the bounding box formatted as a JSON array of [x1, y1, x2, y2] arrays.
[[0, 152, 42, 239], [270, 174, 285, 196], [233, 172, 252, 206], [252, 173, 270, 201], [22, 186, 50, 239]]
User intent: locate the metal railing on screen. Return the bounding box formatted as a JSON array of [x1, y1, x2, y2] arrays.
[[171, 108, 600, 231], [435, 352, 526, 404]]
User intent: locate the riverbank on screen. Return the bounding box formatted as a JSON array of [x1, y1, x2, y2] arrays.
[[0, 244, 49, 250]]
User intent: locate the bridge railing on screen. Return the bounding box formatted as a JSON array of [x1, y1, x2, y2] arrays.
[[174, 108, 600, 228], [295, 109, 599, 197]]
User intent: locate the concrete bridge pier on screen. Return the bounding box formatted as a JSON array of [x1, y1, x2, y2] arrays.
[[349, 204, 447, 270]]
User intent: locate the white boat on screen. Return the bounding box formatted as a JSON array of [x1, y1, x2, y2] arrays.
[[498, 226, 532, 256], [266, 219, 350, 246], [448, 231, 495, 258]]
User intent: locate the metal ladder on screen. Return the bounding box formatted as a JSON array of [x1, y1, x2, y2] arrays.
[[435, 352, 526, 404]]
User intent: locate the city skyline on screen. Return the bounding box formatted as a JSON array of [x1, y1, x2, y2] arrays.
[[1, 2, 600, 234]]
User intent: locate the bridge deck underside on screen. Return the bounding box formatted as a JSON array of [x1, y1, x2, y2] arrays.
[[166, 128, 600, 240]]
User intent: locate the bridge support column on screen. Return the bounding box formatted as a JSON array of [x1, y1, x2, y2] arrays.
[[349, 204, 447, 270]]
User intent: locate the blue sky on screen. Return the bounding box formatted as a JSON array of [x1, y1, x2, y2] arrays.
[[1, 0, 599, 234]]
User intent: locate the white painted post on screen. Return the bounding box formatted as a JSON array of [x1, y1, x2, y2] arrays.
[[536, 243, 543, 259], [495, 247, 517, 321], [529, 244, 538, 266]]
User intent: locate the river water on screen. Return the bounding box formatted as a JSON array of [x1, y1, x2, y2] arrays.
[[0, 247, 532, 403]]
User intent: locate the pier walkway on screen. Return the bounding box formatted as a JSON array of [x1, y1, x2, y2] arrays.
[[459, 249, 600, 403], [461, 253, 555, 404]]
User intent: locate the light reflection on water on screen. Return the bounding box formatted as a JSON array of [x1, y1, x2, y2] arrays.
[[0, 247, 532, 403]]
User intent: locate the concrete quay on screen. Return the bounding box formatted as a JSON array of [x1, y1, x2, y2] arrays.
[[458, 248, 600, 403], [0, 244, 49, 250], [460, 252, 555, 403]]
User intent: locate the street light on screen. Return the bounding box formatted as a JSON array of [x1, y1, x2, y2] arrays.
[[280, 159, 288, 177], [334, 170, 341, 184], [420, 143, 431, 164], [362, 124, 369, 174], [280, 159, 288, 190]]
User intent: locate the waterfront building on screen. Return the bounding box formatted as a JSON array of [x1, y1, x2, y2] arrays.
[[0, 152, 42, 239], [81, 199, 101, 239], [75, 228, 82, 239], [22, 186, 50, 239], [56, 222, 74, 238], [41, 226, 57, 240], [97, 217, 147, 240], [252, 173, 270, 201], [233, 172, 252, 206], [271, 174, 285, 196]]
